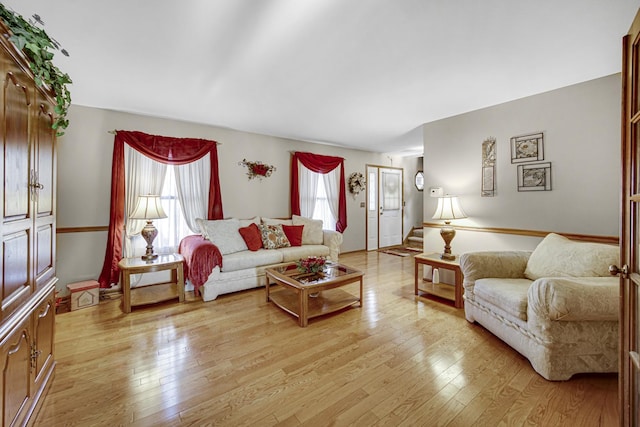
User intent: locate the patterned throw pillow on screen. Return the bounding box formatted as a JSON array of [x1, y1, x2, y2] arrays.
[[258, 224, 291, 249]]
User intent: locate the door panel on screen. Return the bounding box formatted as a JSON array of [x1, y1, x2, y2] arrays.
[[621, 10, 640, 426], [379, 168, 402, 248], [367, 167, 378, 251]]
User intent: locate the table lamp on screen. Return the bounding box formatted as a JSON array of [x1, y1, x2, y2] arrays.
[[432, 195, 467, 260], [130, 195, 167, 261]]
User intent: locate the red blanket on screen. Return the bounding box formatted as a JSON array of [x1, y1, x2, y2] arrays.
[[178, 235, 223, 296]]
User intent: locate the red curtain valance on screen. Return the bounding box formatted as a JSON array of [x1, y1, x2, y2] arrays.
[[290, 151, 347, 232], [98, 130, 224, 288]]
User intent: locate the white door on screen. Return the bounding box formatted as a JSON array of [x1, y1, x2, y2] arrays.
[[379, 168, 403, 248], [367, 166, 378, 251]]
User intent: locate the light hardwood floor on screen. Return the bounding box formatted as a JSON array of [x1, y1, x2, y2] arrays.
[[35, 251, 618, 426]]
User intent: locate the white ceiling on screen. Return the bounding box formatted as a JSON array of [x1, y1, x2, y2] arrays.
[[3, 0, 638, 156]]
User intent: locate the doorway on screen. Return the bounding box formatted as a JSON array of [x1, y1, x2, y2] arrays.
[[366, 165, 404, 251]]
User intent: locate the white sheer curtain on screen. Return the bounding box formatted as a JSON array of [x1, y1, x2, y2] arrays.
[[174, 154, 210, 233], [299, 164, 319, 218], [124, 145, 167, 258], [323, 167, 340, 230]]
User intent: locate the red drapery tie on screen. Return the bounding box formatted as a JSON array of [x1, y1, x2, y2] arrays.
[[98, 130, 223, 288], [290, 151, 347, 232]]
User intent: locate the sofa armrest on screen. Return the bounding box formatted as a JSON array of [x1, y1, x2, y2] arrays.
[[460, 251, 531, 294], [528, 276, 619, 322], [323, 230, 343, 262]]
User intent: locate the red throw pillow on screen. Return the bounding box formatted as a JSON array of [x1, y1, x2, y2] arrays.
[[282, 224, 304, 246], [239, 223, 263, 251]]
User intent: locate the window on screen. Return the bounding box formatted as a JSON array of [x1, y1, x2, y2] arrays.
[[312, 177, 336, 231], [155, 167, 192, 254]]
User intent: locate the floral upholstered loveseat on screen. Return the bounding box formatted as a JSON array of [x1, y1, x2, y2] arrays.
[[459, 233, 619, 380]]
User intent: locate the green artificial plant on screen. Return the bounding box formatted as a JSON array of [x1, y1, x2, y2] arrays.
[[0, 5, 72, 135]]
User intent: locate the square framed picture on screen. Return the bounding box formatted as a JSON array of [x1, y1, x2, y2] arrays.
[[511, 132, 544, 163], [517, 162, 551, 191]]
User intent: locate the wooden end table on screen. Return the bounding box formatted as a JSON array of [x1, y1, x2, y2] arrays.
[[414, 252, 463, 308], [265, 262, 364, 327], [118, 253, 185, 313]]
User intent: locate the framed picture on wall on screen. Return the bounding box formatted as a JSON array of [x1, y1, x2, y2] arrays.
[[510, 132, 544, 163], [517, 162, 552, 191]]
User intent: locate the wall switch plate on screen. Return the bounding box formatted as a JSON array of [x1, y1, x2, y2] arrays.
[[360, 202, 365, 208], [429, 187, 443, 197]]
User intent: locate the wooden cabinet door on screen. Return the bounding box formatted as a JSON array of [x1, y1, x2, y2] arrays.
[[0, 316, 32, 427], [32, 289, 55, 392], [0, 54, 34, 323], [32, 93, 56, 293], [620, 8, 640, 426]]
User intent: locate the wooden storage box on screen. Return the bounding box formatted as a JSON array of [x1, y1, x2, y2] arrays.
[[67, 280, 99, 311]]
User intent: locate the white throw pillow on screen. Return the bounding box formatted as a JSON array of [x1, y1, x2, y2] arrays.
[[195, 218, 248, 255], [292, 215, 324, 245], [239, 216, 260, 227], [261, 217, 293, 226], [524, 233, 619, 280]]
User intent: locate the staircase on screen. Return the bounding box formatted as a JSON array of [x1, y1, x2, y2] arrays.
[[405, 227, 424, 250]]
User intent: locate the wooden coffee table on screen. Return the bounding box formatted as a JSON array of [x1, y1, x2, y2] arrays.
[[265, 262, 364, 327]]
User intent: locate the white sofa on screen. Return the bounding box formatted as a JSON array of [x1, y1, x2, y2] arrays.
[[459, 233, 619, 380], [186, 215, 343, 302]]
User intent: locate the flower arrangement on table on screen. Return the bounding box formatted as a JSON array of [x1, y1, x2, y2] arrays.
[[239, 159, 276, 180], [348, 172, 366, 195], [296, 256, 327, 274]]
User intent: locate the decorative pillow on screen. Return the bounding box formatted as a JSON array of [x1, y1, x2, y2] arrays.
[[258, 224, 291, 249], [196, 218, 248, 255], [292, 215, 324, 245], [282, 224, 304, 246], [262, 217, 293, 226], [524, 233, 619, 280], [195, 218, 210, 239], [238, 223, 263, 251]]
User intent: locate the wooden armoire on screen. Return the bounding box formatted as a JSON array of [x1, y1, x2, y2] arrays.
[[0, 21, 57, 427]]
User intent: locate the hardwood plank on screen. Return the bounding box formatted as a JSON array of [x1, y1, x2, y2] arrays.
[[33, 251, 618, 425]]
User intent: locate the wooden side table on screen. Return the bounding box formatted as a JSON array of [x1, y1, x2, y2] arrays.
[[118, 253, 185, 313], [414, 252, 463, 308]]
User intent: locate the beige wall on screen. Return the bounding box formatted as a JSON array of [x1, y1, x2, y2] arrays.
[[56, 106, 422, 294], [422, 74, 621, 254]]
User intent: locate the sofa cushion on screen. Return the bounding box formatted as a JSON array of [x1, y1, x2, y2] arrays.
[[195, 218, 248, 255], [473, 278, 532, 321], [292, 215, 324, 245], [238, 223, 263, 251], [221, 249, 284, 272], [277, 244, 331, 263], [524, 233, 619, 280], [282, 224, 304, 246], [258, 224, 291, 249]]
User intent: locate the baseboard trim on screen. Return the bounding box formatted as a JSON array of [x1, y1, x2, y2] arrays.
[[422, 222, 619, 245]]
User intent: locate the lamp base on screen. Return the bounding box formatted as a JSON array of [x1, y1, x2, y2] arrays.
[[140, 220, 159, 262], [440, 221, 456, 261], [440, 252, 456, 261], [141, 252, 159, 262]]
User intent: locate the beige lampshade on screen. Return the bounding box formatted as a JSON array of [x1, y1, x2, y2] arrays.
[[432, 195, 467, 220], [129, 195, 167, 220]]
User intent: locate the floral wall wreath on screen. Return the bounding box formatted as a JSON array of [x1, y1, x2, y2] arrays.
[[239, 159, 276, 180], [348, 172, 366, 195]]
